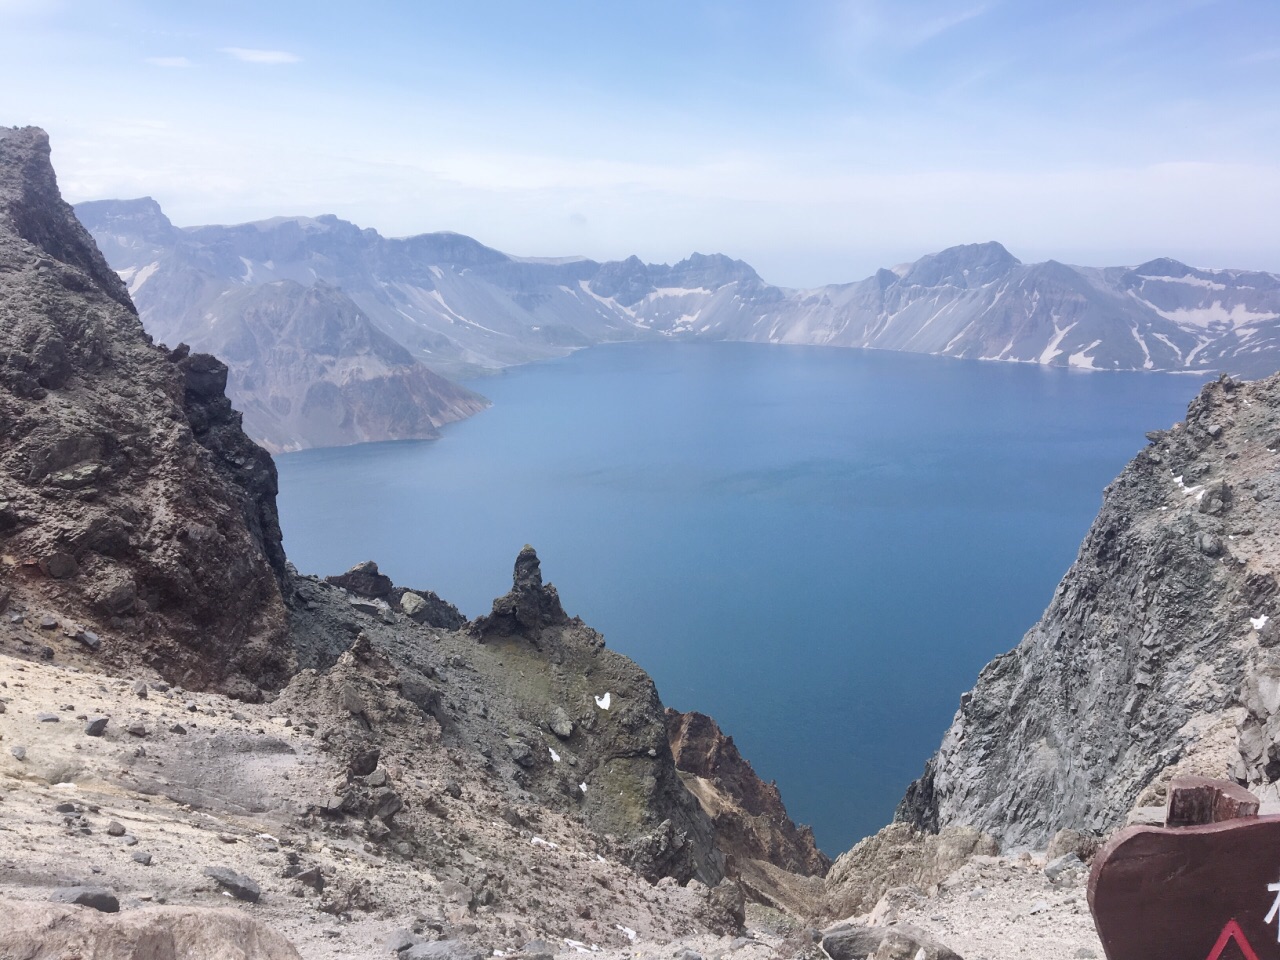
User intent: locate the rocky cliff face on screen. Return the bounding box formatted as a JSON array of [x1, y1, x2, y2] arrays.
[[897, 372, 1280, 847], [0, 127, 290, 697], [666, 709, 829, 878], [74, 199, 488, 452]]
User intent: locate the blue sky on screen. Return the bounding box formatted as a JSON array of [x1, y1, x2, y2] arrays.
[[2, 0, 1278, 286]]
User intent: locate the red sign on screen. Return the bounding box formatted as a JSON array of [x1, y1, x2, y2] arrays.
[[1089, 779, 1280, 960], [1206, 920, 1261, 960]]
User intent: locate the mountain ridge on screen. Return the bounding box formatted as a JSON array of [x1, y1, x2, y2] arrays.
[[78, 200, 1280, 402]]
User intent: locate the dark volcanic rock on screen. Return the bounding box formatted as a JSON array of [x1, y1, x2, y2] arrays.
[[49, 885, 119, 913], [326, 560, 393, 600], [203, 865, 261, 902], [280, 548, 726, 887], [471, 545, 570, 643], [0, 127, 291, 697]]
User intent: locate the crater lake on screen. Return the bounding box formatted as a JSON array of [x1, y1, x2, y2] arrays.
[[275, 341, 1202, 854]]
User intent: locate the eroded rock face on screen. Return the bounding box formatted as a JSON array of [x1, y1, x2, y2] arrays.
[[823, 822, 997, 921], [3, 898, 302, 959], [666, 708, 830, 878], [897, 373, 1280, 848], [469, 547, 725, 885], [0, 127, 290, 696], [287, 548, 726, 887]]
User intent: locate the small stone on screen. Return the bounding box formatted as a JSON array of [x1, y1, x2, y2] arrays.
[[549, 706, 574, 740], [37, 712, 59, 723], [126, 721, 147, 737], [39, 615, 58, 630], [10, 745, 26, 761], [55, 801, 76, 813], [348, 744, 380, 777], [74, 630, 101, 651], [50, 885, 119, 913], [202, 865, 261, 902], [41, 552, 79, 579], [132, 680, 148, 699], [443, 780, 462, 799], [366, 767, 388, 787], [295, 865, 324, 892], [122, 834, 138, 846], [107, 821, 125, 836], [387, 929, 419, 953], [131, 851, 152, 866], [1044, 852, 1084, 881], [84, 716, 109, 737], [184, 700, 198, 712], [404, 941, 485, 960], [169, 723, 187, 734]]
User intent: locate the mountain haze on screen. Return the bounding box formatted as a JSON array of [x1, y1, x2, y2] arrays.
[[75, 199, 488, 452], [80, 201, 1280, 401]]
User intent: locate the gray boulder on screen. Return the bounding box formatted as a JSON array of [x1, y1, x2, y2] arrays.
[[404, 940, 485, 960], [49, 885, 119, 913], [202, 865, 261, 902], [822, 921, 962, 960]]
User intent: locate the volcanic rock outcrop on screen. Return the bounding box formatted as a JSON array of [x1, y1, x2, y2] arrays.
[[666, 709, 829, 877], [898, 372, 1280, 848], [281, 547, 729, 888], [0, 126, 290, 697]]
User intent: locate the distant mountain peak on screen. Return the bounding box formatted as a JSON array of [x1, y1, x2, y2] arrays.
[[900, 241, 1021, 288]]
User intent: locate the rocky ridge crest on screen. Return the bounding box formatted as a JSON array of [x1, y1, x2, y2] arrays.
[[79, 198, 1280, 386]]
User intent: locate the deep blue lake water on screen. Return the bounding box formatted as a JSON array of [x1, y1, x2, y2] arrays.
[[275, 342, 1202, 855]]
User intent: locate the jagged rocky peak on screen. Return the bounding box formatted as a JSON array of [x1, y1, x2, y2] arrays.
[[896, 371, 1280, 849], [472, 544, 571, 642], [0, 128, 132, 311], [666, 251, 761, 287], [0, 126, 290, 698]]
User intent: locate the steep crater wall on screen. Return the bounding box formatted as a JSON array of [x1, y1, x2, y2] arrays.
[[898, 373, 1280, 847]]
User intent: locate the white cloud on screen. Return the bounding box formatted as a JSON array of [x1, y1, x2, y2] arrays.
[[219, 47, 300, 65], [146, 56, 192, 68]]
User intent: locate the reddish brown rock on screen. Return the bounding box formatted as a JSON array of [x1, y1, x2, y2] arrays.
[[666, 708, 831, 878]]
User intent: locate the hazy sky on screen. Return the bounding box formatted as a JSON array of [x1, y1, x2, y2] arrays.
[[2, 0, 1278, 286]]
